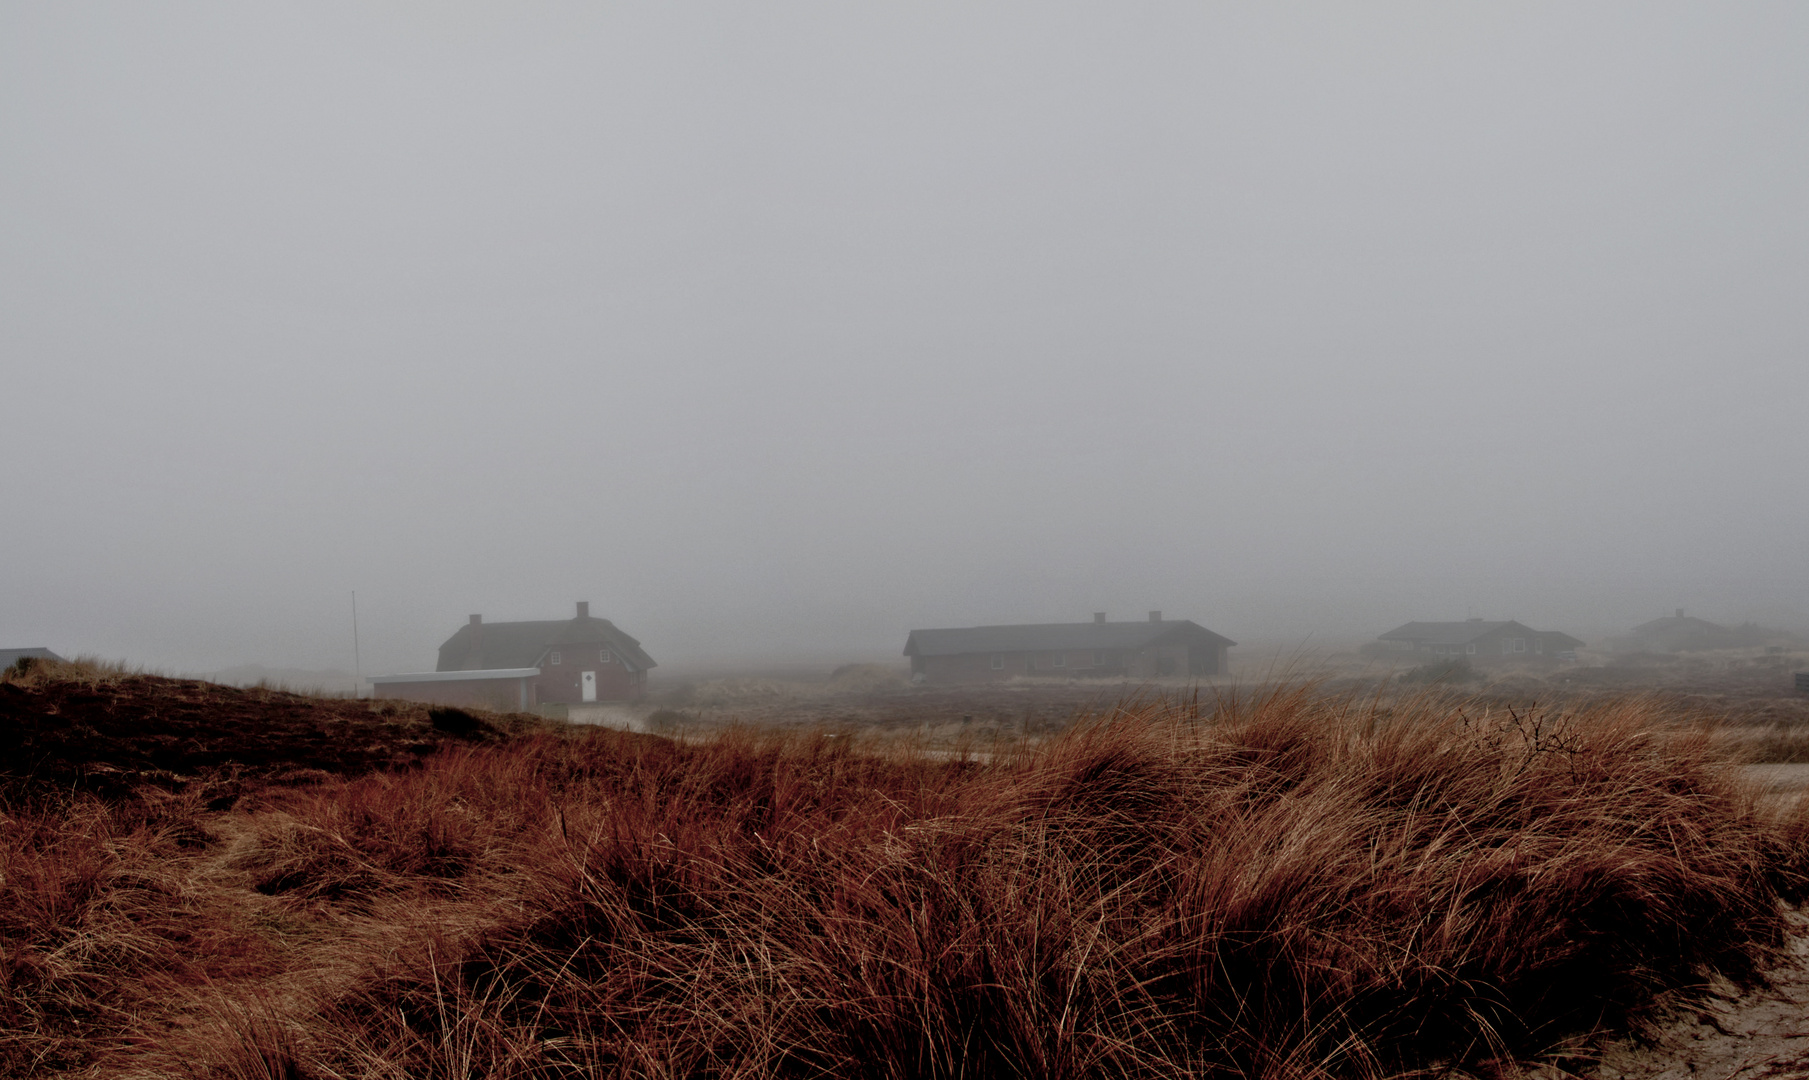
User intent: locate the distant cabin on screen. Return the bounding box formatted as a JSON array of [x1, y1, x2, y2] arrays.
[[904, 612, 1235, 684], [1610, 610, 1777, 653], [0, 647, 64, 669], [1376, 620, 1582, 661], [370, 602, 655, 709]]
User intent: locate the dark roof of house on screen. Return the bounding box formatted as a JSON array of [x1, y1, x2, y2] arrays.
[[1623, 615, 1724, 637], [0, 647, 64, 668], [1610, 615, 1789, 652], [1380, 621, 1520, 645], [437, 616, 656, 672], [1379, 621, 1584, 648], [904, 620, 1234, 658]]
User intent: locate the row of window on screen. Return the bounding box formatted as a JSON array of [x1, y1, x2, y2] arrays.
[[990, 651, 1112, 670], [1426, 638, 1544, 656], [548, 649, 612, 666]]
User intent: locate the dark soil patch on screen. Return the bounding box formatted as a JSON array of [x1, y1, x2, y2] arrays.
[[0, 675, 532, 801]]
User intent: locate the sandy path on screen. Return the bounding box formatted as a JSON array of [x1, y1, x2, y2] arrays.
[[1589, 913, 1809, 1080], [1588, 770, 1809, 1080]]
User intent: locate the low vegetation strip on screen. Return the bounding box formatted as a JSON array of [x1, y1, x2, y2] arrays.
[[3, 677, 1808, 1078], [0, 658, 527, 802]]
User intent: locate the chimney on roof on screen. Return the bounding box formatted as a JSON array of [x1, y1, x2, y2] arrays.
[[1148, 610, 1162, 623], [1094, 612, 1106, 624], [1676, 608, 1685, 619], [576, 601, 589, 619], [469, 614, 482, 627]]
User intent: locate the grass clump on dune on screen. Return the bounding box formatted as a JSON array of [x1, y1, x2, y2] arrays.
[[4, 682, 1808, 1077], [177, 689, 1808, 1079]]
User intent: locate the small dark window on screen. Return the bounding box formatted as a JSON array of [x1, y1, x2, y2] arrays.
[[1093, 651, 1106, 666], [990, 654, 1004, 670], [599, 649, 611, 663], [550, 651, 562, 665]]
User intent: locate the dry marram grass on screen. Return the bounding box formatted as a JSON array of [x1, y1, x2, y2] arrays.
[[3, 683, 1808, 1078]]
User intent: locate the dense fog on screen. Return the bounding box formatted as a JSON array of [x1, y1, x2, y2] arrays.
[[3, 4, 1806, 676]]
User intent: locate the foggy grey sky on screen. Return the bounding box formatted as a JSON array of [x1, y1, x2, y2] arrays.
[[4, 3, 1807, 674]]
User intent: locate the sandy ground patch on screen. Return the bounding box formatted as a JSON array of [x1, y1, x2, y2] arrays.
[[1745, 765, 1809, 803], [565, 703, 645, 731], [1591, 913, 1809, 1080]]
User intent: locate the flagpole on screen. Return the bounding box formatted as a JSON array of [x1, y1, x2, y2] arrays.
[[352, 591, 363, 697]]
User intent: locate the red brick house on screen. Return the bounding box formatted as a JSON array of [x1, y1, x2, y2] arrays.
[[370, 602, 655, 708], [904, 612, 1235, 684]]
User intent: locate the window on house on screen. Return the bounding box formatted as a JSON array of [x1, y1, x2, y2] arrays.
[[550, 651, 562, 665], [600, 649, 612, 663], [1052, 653, 1065, 667], [1093, 651, 1106, 666], [1466, 644, 1476, 655], [1534, 640, 1544, 654], [1512, 638, 1526, 653], [991, 654, 1004, 670]]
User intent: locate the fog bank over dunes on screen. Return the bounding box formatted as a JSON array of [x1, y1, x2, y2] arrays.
[[3, 5, 1806, 673]]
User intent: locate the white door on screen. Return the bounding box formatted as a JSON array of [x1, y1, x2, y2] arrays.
[[580, 671, 597, 702]]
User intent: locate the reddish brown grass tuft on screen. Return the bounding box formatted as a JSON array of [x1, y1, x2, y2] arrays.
[[4, 686, 1808, 1078]]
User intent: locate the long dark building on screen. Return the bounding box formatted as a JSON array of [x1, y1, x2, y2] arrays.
[[1375, 619, 1582, 661], [904, 611, 1234, 684]]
